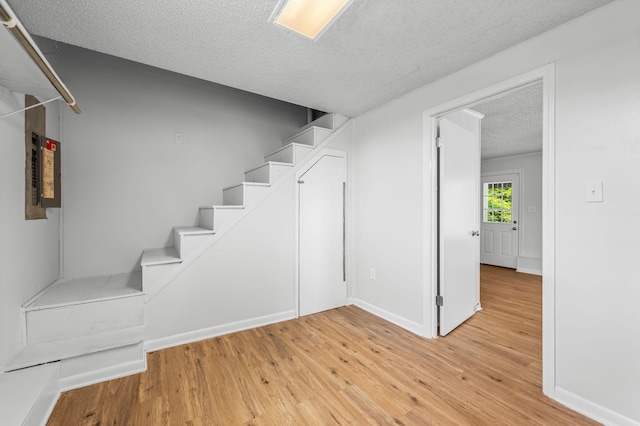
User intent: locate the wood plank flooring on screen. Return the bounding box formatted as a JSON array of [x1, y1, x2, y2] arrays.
[[47, 265, 598, 425]]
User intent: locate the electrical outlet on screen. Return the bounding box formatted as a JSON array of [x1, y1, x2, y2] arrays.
[[369, 268, 376, 280], [585, 181, 603, 202]]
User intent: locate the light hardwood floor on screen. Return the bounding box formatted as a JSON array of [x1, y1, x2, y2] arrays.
[[47, 265, 598, 425]]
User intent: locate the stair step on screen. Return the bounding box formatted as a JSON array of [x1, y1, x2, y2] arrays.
[[5, 326, 144, 371], [26, 295, 144, 347], [222, 182, 270, 206], [245, 161, 293, 184], [199, 205, 244, 231], [265, 143, 314, 164], [298, 113, 349, 133], [282, 126, 332, 147], [141, 247, 181, 266], [25, 272, 143, 311], [173, 226, 216, 259], [0, 362, 59, 425]]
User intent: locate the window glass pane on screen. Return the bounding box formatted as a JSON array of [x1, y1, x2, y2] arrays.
[[482, 180, 513, 223]]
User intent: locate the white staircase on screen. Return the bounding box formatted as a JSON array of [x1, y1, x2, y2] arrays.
[[140, 113, 348, 300], [1, 112, 348, 425]]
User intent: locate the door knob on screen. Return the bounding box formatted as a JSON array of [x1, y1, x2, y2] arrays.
[[471, 230, 480, 236], [512, 227, 518, 231]]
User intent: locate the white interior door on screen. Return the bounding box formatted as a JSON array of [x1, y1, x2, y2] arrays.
[[480, 173, 520, 268], [438, 111, 481, 336], [299, 154, 346, 317]]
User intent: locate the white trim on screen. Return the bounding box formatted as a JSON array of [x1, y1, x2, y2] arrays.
[[144, 310, 295, 352], [516, 256, 543, 276], [60, 357, 147, 392], [483, 151, 542, 162], [555, 387, 640, 426], [516, 267, 542, 276], [354, 299, 423, 336], [422, 64, 556, 395]]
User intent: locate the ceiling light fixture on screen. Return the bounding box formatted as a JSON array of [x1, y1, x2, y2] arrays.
[[270, 0, 354, 40]]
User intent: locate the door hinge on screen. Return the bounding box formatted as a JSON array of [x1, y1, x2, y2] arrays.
[[297, 180, 304, 184], [436, 137, 443, 148], [436, 295, 444, 306]]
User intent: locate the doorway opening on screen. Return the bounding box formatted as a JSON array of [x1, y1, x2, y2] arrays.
[[424, 65, 555, 397]]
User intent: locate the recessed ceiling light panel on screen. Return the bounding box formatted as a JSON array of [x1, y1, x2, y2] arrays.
[[270, 0, 354, 40]]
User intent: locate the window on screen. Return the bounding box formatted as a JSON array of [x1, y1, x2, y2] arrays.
[[483, 181, 512, 223]]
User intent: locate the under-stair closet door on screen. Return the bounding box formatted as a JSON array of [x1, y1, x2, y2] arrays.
[[299, 154, 346, 317]]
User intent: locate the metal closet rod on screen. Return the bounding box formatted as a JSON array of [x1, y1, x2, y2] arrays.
[[0, 3, 81, 114]]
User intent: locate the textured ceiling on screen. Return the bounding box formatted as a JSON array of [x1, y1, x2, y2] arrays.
[[7, 0, 613, 117], [474, 83, 543, 160]]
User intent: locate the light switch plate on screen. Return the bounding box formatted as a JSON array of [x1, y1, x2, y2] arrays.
[[585, 181, 603, 202], [174, 131, 184, 145]]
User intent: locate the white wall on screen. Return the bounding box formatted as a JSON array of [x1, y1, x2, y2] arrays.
[[0, 86, 61, 366], [482, 153, 542, 264], [353, 0, 639, 423], [49, 43, 307, 278]]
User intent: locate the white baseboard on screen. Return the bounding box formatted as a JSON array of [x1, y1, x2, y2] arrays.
[[555, 387, 640, 426], [516, 256, 542, 276], [353, 299, 424, 336], [516, 267, 542, 276], [60, 358, 146, 392], [59, 344, 147, 392], [144, 310, 296, 352]]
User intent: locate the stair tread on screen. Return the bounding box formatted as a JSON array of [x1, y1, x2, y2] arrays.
[[0, 362, 58, 423], [173, 226, 216, 235], [265, 142, 315, 157], [25, 272, 144, 310], [223, 182, 271, 191], [199, 205, 245, 210], [142, 247, 181, 266], [4, 326, 144, 372], [245, 161, 294, 173], [283, 126, 332, 144]]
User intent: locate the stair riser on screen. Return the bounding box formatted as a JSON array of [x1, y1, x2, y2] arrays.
[[223, 185, 269, 207], [199, 209, 214, 230], [297, 113, 348, 133], [175, 233, 214, 259], [283, 127, 332, 147], [265, 144, 313, 164], [6, 327, 144, 372], [143, 263, 180, 296], [213, 209, 242, 231], [223, 185, 243, 205], [26, 296, 144, 346], [245, 164, 292, 184]]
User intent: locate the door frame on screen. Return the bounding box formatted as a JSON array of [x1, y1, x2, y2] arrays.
[[422, 64, 556, 397], [295, 149, 347, 318], [480, 169, 523, 266]]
